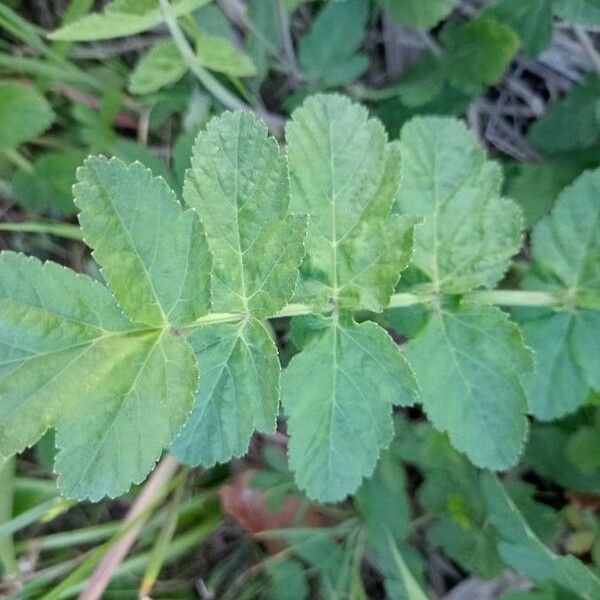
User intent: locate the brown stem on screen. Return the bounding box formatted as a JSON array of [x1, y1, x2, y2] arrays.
[[78, 455, 180, 600]]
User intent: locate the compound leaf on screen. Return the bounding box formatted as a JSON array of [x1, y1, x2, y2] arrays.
[[298, 0, 369, 89], [482, 473, 600, 598], [75, 156, 211, 328], [405, 303, 533, 470], [184, 111, 306, 318], [50, 0, 211, 41], [172, 318, 279, 466], [396, 117, 523, 293], [0, 252, 133, 460], [287, 94, 416, 312], [517, 168, 600, 419], [377, 0, 454, 28], [0, 81, 55, 151], [282, 317, 418, 502], [55, 330, 197, 501]]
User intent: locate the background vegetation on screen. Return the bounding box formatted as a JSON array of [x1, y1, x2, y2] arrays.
[[2, 0, 600, 598]]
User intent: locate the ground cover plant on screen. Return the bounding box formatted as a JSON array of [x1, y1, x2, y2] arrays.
[[2, 0, 600, 598]]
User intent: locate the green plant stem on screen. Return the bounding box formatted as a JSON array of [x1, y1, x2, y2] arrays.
[[465, 289, 558, 306], [0, 221, 83, 240], [276, 0, 300, 84], [2, 148, 33, 172], [0, 458, 18, 577], [184, 289, 562, 331], [0, 497, 74, 543], [159, 0, 247, 112], [158, 0, 285, 135]]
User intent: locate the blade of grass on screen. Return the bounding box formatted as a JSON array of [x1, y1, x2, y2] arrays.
[[78, 455, 180, 600], [0, 458, 18, 577], [51, 0, 95, 58], [0, 497, 74, 543], [139, 473, 187, 596], [59, 514, 222, 599], [0, 222, 83, 241], [0, 52, 100, 90], [19, 493, 214, 595]]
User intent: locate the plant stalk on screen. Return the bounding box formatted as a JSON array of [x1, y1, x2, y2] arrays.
[[0, 221, 83, 240], [185, 289, 563, 331], [78, 455, 180, 600], [158, 0, 285, 135]]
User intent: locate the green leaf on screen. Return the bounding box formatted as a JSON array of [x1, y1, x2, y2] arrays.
[[396, 117, 523, 293], [171, 318, 279, 466], [50, 0, 211, 41], [403, 17, 520, 98], [565, 426, 600, 472], [526, 168, 600, 308], [384, 533, 429, 600], [485, 0, 553, 57], [0, 252, 132, 460], [554, 0, 600, 24], [177, 111, 305, 466], [528, 75, 600, 154], [397, 53, 447, 108], [12, 150, 85, 213], [482, 473, 600, 599], [298, 0, 369, 89], [356, 451, 410, 544], [405, 304, 533, 470], [516, 309, 597, 420], [128, 41, 187, 95], [282, 317, 418, 501], [506, 160, 584, 228], [441, 18, 519, 94], [377, 0, 454, 28], [518, 168, 600, 419], [524, 421, 600, 492], [266, 559, 309, 600], [356, 450, 427, 598], [406, 423, 557, 578], [74, 156, 211, 328], [113, 137, 175, 189], [286, 94, 416, 311], [0, 81, 54, 150], [0, 251, 199, 501], [184, 111, 306, 317], [195, 31, 256, 77], [55, 330, 196, 500]]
